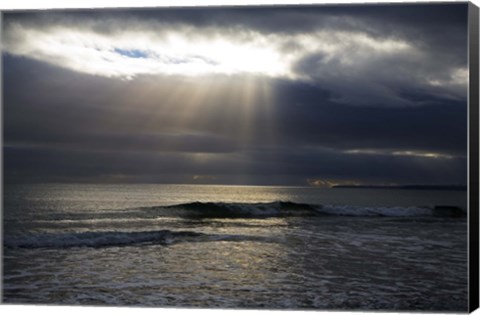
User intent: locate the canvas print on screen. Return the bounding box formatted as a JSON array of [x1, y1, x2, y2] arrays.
[[1, 2, 477, 312]]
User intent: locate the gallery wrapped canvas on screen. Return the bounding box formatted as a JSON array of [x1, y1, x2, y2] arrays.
[[1, 1, 479, 312]]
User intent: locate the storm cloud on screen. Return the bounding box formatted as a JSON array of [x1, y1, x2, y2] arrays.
[[2, 3, 469, 186]]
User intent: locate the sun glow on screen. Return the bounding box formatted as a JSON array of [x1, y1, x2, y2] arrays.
[[5, 21, 421, 82], [5, 24, 290, 79]]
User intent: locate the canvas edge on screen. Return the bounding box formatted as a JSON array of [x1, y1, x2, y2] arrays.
[[0, 9, 5, 304], [469, 1, 480, 313]]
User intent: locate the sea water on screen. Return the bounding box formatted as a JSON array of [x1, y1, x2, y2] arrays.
[[2, 184, 468, 310]]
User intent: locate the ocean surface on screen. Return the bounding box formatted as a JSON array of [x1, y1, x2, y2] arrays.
[[2, 184, 468, 311]]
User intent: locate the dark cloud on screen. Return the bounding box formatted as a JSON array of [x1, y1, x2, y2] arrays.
[[4, 4, 466, 36], [4, 56, 467, 155], [2, 3, 469, 185], [268, 79, 467, 156], [4, 141, 467, 186]]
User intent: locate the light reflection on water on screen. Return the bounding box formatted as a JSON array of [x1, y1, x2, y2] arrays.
[[3, 216, 468, 310], [4, 183, 467, 218], [2, 184, 469, 310]]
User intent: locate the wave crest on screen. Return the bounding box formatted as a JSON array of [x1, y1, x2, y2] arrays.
[[150, 201, 465, 218], [4, 230, 203, 249]]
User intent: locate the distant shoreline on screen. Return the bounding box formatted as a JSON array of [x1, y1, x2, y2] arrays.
[[331, 185, 467, 191]]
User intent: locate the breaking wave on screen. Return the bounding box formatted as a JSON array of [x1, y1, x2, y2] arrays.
[[4, 229, 273, 249], [143, 201, 465, 218], [4, 202, 464, 249], [4, 230, 203, 249]]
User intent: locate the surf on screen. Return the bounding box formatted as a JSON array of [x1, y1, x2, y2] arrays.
[[140, 201, 465, 218]]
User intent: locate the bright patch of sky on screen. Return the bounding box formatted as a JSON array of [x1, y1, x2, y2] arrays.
[[4, 20, 467, 105]]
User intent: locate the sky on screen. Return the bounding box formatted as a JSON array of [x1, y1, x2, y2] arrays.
[[2, 3, 470, 186]]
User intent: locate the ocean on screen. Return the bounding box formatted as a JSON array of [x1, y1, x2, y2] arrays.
[[2, 184, 468, 311]]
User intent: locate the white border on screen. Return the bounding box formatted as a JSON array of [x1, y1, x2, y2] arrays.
[[0, 0, 477, 10]]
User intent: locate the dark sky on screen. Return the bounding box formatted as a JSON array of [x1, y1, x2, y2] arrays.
[[2, 3, 469, 186]]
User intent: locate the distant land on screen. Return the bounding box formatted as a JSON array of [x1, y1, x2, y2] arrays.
[[331, 185, 467, 191]]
